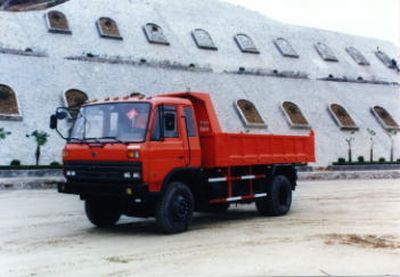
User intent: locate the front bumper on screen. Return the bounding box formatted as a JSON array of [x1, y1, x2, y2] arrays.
[[59, 161, 154, 198], [58, 181, 151, 198]]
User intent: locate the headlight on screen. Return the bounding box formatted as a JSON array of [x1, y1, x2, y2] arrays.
[[132, 172, 141, 179], [123, 172, 140, 179], [66, 171, 76, 176]]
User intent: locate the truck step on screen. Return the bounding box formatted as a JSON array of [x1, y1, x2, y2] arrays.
[[208, 174, 266, 183], [209, 193, 267, 204]]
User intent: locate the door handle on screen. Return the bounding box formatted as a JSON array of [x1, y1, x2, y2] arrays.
[[177, 156, 184, 160]]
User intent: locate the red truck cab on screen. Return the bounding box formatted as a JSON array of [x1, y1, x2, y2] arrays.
[[51, 92, 315, 233]]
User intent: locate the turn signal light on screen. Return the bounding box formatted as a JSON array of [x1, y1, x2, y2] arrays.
[[62, 149, 69, 158], [127, 149, 140, 160]]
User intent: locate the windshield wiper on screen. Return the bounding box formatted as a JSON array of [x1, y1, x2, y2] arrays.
[[99, 136, 125, 143], [85, 138, 103, 144], [68, 137, 87, 144]]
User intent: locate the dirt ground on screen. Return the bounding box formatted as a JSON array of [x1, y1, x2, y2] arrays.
[[0, 179, 399, 276]]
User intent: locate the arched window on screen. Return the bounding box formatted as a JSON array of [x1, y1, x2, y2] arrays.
[[0, 85, 20, 119], [143, 23, 170, 45], [96, 17, 122, 40], [314, 42, 338, 62], [274, 38, 299, 58], [192, 29, 217, 50], [281, 102, 310, 128], [372, 106, 399, 131], [46, 11, 71, 34], [375, 50, 396, 69], [346, 47, 369, 66], [234, 34, 259, 54], [234, 99, 266, 128], [64, 89, 88, 119], [329, 104, 358, 130]]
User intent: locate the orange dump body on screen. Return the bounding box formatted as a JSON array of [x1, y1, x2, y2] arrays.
[[200, 132, 315, 168]]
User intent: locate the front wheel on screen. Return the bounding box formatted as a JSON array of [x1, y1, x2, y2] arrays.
[[85, 197, 122, 228], [256, 175, 292, 216], [156, 182, 194, 234]]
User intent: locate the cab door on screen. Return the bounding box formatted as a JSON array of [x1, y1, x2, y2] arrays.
[[181, 106, 201, 167], [147, 105, 186, 190]]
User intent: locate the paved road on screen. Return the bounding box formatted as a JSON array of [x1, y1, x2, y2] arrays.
[[1, 179, 399, 276]]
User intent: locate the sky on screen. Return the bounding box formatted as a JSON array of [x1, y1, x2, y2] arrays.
[[224, 0, 400, 46]]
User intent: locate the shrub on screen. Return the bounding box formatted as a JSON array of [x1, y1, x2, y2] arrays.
[[357, 156, 365, 163], [397, 159, 400, 164], [379, 157, 386, 163], [26, 130, 50, 166], [10, 160, 21, 167], [337, 158, 346, 164], [49, 161, 61, 167]]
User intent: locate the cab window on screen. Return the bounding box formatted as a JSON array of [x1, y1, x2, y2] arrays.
[[151, 106, 179, 140], [184, 107, 197, 137]]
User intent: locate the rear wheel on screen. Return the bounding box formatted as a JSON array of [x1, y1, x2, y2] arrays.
[[256, 175, 292, 216], [156, 182, 194, 234], [85, 197, 122, 228]]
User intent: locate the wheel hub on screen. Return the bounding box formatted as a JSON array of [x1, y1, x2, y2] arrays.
[[173, 195, 191, 221]]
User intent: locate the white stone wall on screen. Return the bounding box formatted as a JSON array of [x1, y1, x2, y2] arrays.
[[0, 0, 399, 166]]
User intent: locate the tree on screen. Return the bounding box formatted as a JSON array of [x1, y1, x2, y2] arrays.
[[345, 132, 355, 163], [387, 130, 398, 163], [26, 130, 49, 166], [367, 128, 376, 162], [0, 128, 11, 140]]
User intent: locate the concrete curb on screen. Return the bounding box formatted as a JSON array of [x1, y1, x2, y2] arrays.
[[0, 170, 399, 190], [299, 170, 400, 181], [0, 177, 65, 190]]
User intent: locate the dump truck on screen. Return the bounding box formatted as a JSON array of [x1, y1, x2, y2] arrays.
[[50, 92, 315, 233]]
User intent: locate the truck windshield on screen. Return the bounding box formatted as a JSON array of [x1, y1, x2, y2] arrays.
[[70, 102, 150, 143]]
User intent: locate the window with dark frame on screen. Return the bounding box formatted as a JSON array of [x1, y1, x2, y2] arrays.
[[235, 99, 266, 128], [192, 29, 217, 50], [281, 101, 310, 128], [65, 89, 88, 119], [372, 106, 400, 131], [329, 104, 359, 130], [0, 84, 20, 116], [375, 50, 396, 69], [96, 17, 122, 40], [234, 34, 260, 54], [46, 10, 72, 34], [274, 38, 299, 58], [143, 23, 170, 45], [346, 47, 369, 66], [314, 42, 338, 62]]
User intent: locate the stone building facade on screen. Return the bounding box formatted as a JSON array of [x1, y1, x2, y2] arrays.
[[0, 0, 399, 166]]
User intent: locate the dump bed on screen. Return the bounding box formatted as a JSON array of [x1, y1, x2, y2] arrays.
[[200, 131, 315, 168]]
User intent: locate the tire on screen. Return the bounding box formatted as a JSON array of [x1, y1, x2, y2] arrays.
[[156, 182, 194, 234], [201, 203, 230, 213], [85, 197, 122, 228], [256, 175, 292, 216]]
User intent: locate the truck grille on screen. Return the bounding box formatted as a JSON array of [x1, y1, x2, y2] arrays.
[[63, 161, 142, 184]]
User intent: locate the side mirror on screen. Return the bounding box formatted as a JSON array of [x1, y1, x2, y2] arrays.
[[50, 115, 58, 130], [49, 107, 72, 140], [55, 108, 70, 120]]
